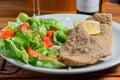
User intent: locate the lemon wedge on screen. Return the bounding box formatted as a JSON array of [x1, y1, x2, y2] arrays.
[[74, 20, 100, 35]]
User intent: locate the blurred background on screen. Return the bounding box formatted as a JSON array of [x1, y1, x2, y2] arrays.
[[0, 0, 119, 17], [0, 0, 120, 27], [0, 0, 76, 17]]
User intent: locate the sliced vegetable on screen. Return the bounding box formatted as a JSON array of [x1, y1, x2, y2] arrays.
[[29, 56, 38, 66], [46, 30, 54, 38], [26, 48, 47, 58], [28, 56, 64, 68], [42, 41, 48, 48], [47, 40, 54, 47], [20, 22, 30, 33], [20, 47, 29, 64], [5, 39, 22, 59], [27, 17, 40, 33], [7, 22, 19, 31], [16, 13, 29, 23], [50, 27, 56, 31], [15, 31, 33, 43], [39, 25, 46, 37], [0, 40, 8, 57], [37, 58, 64, 68], [26, 48, 57, 60], [12, 36, 30, 49], [53, 31, 67, 46], [27, 17, 40, 26], [35, 45, 48, 56], [42, 37, 50, 42], [0, 29, 14, 39], [47, 48, 59, 57], [52, 20, 71, 34], [39, 18, 54, 30], [42, 37, 54, 48]]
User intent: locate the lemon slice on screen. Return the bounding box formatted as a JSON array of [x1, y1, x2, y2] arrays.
[[74, 20, 100, 35]]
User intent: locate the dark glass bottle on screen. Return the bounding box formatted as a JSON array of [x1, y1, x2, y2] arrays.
[[117, 0, 120, 4], [77, 0, 103, 15]]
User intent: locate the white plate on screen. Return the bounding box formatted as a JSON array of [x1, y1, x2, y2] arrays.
[[1, 14, 120, 74]]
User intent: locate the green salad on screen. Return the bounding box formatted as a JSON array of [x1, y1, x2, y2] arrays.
[[0, 13, 71, 68]]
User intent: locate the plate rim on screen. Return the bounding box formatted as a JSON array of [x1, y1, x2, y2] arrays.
[[1, 14, 120, 74]]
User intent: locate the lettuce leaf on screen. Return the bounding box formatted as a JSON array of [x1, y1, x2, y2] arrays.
[[37, 58, 64, 68], [35, 46, 48, 56], [7, 22, 20, 31], [52, 20, 71, 34], [0, 40, 8, 57], [0, 39, 29, 64], [20, 47, 29, 64], [47, 48, 59, 57], [39, 18, 55, 30], [12, 36, 30, 49], [5, 39, 22, 59], [38, 25, 46, 37], [29, 56, 64, 68], [16, 13, 29, 23], [15, 31, 33, 43], [29, 56, 38, 66], [53, 31, 67, 46]]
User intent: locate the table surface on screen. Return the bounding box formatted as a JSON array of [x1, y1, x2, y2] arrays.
[[0, 0, 120, 80]]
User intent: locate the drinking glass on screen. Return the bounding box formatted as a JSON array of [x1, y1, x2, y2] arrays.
[[33, 0, 40, 16]]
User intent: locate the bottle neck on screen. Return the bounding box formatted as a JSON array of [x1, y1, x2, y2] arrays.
[[99, 0, 103, 13]]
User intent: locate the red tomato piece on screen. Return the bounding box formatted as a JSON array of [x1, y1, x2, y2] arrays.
[[42, 37, 54, 48], [46, 30, 54, 38], [26, 48, 46, 58], [47, 40, 54, 47], [42, 41, 48, 48], [51, 27, 56, 31], [20, 22, 30, 33], [0, 29, 14, 39], [42, 37, 50, 42], [26, 48, 57, 60]]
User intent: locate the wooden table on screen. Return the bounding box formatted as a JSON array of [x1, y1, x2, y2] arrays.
[[0, 1, 120, 80]]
